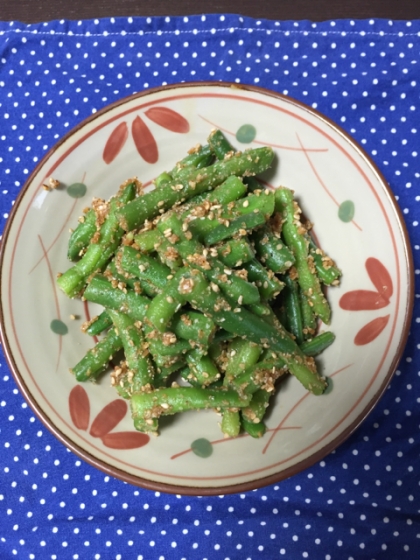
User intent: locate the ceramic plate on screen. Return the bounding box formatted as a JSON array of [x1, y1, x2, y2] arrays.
[[0, 83, 413, 494]]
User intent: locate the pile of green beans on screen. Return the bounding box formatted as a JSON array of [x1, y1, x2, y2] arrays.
[[58, 129, 341, 438]]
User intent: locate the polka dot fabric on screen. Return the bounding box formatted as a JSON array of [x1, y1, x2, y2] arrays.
[[0, 14, 419, 559]]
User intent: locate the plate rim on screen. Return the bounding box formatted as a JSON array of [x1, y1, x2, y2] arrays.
[[0, 81, 414, 495]]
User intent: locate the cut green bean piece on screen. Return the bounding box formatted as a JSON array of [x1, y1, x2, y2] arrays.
[[70, 328, 122, 382], [67, 209, 97, 261], [221, 338, 262, 437], [230, 359, 288, 397], [171, 144, 214, 176], [106, 259, 142, 291], [308, 237, 342, 285], [119, 246, 171, 296], [134, 228, 162, 253], [215, 237, 254, 268], [83, 275, 150, 317], [300, 331, 336, 357], [185, 349, 221, 386], [208, 129, 235, 159], [107, 310, 155, 390], [275, 188, 331, 324], [281, 274, 304, 345], [224, 338, 262, 385], [157, 213, 260, 305], [117, 147, 274, 231], [57, 182, 137, 297], [153, 171, 172, 188], [146, 268, 208, 332], [85, 311, 113, 336], [221, 409, 242, 438], [243, 258, 284, 300], [184, 272, 327, 395], [203, 211, 267, 246], [242, 388, 272, 423], [131, 386, 251, 434], [252, 225, 295, 274], [242, 417, 266, 438], [171, 311, 216, 347], [299, 286, 317, 340], [188, 190, 275, 243]]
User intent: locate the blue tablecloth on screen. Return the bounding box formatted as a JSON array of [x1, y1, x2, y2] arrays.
[[0, 14, 419, 559]]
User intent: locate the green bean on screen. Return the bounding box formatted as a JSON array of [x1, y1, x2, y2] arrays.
[[131, 386, 251, 434], [83, 275, 150, 318], [203, 211, 267, 246], [221, 409, 242, 438], [280, 274, 304, 345], [243, 176, 263, 192], [145, 268, 208, 332], [308, 237, 342, 285], [84, 311, 113, 336], [57, 182, 137, 297], [153, 362, 183, 388], [171, 311, 216, 347], [221, 338, 262, 437], [242, 388, 272, 424], [171, 144, 214, 176], [230, 359, 288, 397], [67, 209, 97, 261], [241, 417, 266, 438], [247, 301, 273, 319], [224, 339, 262, 385], [153, 352, 186, 370], [146, 329, 192, 357], [119, 246, 171, 296], [188, 190, 275, 242], [133, 228, 162, 253], [70, 328, 122, 382], [107, 310, 155, 391], [157, 214, 260, 305], [153, 171, 172, 188], [117, 147, 274, 231], [215, 237, 254, 268], [252, 224, 295, 274], [185, 349, 221, 386], [181, 174, 247, 209], [300, 331, 336, 356], [133, 176, 248, 268], [299, 287, 317, 340], [184, 272, 327, 395], [208, 129, 235, 159], [243, 258, 284, 301], [105, 260, 142, 291], [275, 188, 331, 324]]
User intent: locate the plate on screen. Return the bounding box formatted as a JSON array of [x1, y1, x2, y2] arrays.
[[0, 82, 413, 494]]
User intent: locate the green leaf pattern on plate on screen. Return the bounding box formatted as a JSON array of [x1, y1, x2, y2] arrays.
[[236, 124, 257, 144], [50, 319, 68, 335], [338, 200, 355, 222], [191, 438, 213, 458], [67, 183, 87, 198]]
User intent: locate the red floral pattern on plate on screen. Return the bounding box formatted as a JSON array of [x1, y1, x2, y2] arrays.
[[103, 106, 190, 164], [354, 315, 391, 346], [144, 106, 190, 133], [339, 258, 393, 345], [102, 121, 129, 164], [68, 386, 149, 449], [69, 385, 90, 430], [131, 115, 159, 164]]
